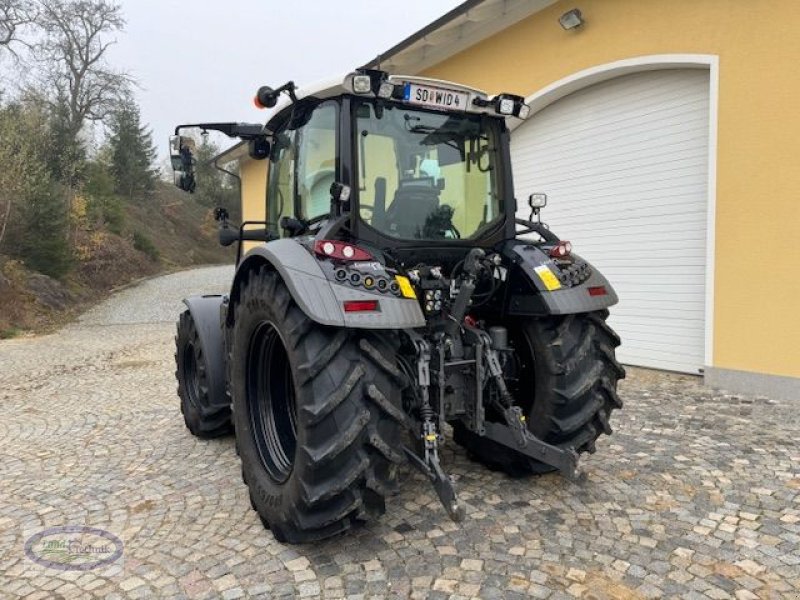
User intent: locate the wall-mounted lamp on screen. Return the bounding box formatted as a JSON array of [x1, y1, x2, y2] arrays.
[[559, 8, 584, 30]]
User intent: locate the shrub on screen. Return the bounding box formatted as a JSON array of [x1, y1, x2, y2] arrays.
[[132, 230, 159, 261], [85, 162, 126, 235], [17, 184, 72, 279]]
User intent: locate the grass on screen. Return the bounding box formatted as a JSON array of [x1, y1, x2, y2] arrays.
[[0, 327, 21, 339]]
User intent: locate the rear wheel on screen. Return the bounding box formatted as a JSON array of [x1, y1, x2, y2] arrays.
[[453, 309, 625, 475], [231, 266, 407, 543], [175, 310, 233, 438]]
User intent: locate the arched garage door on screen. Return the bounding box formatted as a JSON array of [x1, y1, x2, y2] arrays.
[[512, 69, 710, 373]]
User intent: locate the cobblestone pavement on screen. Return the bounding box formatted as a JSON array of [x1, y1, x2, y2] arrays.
[[0, 266, 798, 599]]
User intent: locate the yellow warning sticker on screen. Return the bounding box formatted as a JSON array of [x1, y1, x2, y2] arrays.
[[395, 275, 417, 299], [534, 265, 562, 291]]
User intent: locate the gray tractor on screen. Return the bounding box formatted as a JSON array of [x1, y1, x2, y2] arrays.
[[170, 69, 624, 543]]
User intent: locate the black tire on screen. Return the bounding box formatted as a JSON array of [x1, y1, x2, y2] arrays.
[[231, 266, 407, 543], [175, 310, 233, 438], [453, 309, 625, 475]]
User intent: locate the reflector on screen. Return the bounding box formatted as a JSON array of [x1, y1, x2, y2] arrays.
[[343, 300, 379, 312], [588, 286, 607, 297]]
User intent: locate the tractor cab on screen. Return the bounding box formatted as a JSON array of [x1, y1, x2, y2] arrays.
[[169, 70, 530, 264]]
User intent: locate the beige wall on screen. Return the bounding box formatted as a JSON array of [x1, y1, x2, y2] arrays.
[[421, 0, 800, 378], [239, 157, 268, 253]]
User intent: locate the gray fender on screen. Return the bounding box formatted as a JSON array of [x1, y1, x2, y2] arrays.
[[230, 239, 425, 329], [506, 243, 619, 316], [182, 295, 228, 405]]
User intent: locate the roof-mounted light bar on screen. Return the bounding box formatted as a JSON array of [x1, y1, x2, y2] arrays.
[[343, 70, 530, 119]]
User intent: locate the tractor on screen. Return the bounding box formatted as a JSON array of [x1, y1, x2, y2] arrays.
[[169, 69, 625, 543]]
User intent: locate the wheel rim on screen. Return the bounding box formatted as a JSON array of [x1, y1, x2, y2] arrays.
[[507, 325, 537, 414], [182, 343, 202, 410], [246, 321, 297, 484]]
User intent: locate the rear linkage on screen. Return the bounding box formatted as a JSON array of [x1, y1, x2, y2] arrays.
[[401, 249, 580, 521]]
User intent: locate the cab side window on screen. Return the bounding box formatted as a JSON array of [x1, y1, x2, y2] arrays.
[[267, 130, 296, 237], [296, 102, 337, 221], [267, 101, 338, 237]]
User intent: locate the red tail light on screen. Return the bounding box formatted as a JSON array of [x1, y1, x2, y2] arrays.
[[549, 241, 572, 258], [343, 300, 380, 312], [314, 240, 373, 261], [587, 286, 607, 297]]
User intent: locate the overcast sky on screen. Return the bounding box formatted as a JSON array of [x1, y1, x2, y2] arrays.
[[107, 0, 462, 156]]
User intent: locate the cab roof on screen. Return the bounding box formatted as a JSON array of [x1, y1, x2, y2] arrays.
[[262, 72, 522, 131]]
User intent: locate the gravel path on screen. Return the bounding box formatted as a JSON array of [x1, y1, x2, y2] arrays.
[[0, 266, 798, 599]]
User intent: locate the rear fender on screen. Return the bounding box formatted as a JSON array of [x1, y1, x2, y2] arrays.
[[228, 238, 425, 329], [504, 241, 619, 316], [182, 295, 227, 405]]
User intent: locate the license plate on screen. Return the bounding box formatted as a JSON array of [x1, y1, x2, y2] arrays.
[[403, 83, 469, 111]]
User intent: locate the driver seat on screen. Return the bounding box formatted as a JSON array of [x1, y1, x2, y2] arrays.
[[384, 178, 440, 238]]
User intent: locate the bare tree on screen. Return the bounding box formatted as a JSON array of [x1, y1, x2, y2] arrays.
[[0, 0, 36, 57], [37, 0, 133, 139]]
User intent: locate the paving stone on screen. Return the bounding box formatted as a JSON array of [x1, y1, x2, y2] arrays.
[[119, 577, 145, 592], [460, 558, 483, 571], [432, 578, 458, 593]]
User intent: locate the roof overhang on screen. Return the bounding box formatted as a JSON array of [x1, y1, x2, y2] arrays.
[[362, 0, 558, 75], [212, 140, 248, 166], [214, 0, 561, 165]]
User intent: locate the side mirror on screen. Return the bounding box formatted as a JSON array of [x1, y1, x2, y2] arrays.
[[169, 134, 197, 193]]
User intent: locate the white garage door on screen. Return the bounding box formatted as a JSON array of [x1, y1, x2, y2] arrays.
[[512, 69, 710, 373]]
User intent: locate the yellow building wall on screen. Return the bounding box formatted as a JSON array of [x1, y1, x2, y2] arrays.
[[422, 0, 800, 378], [239, 157, 268, 253]]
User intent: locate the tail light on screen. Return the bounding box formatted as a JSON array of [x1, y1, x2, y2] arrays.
[[549, 241, 572, 258], [587, 286, 607, 297], [313, 240, 373, 261], [343, 300, 380, 312]]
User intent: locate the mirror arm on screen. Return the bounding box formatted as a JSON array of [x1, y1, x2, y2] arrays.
[[174, 122, 267, 140], [269, 81, 297, 103]]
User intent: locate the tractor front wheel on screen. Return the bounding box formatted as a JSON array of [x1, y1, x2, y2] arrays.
[[175, 310, 233, 438], [230, 266, 406, 543]]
